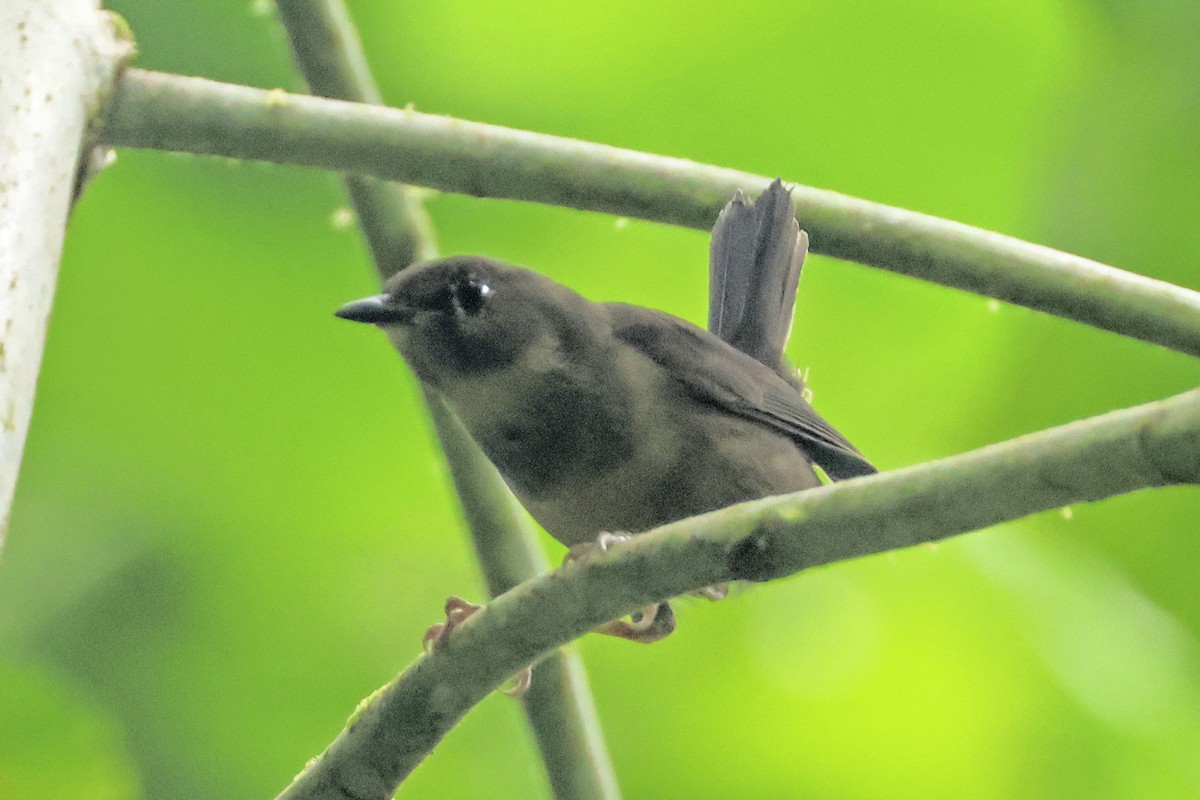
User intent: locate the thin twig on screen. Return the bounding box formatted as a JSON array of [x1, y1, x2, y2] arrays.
[[275, 387, 1200, 800], [99, 68, 1200, 358], [271, 2, 620, 799]]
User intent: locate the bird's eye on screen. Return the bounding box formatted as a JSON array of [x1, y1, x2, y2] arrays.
[[450, 274, 492, 317]]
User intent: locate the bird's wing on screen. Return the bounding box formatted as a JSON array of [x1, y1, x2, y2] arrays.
[[607, 304, 876, 481]]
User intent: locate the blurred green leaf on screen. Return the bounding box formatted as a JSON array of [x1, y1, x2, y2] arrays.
[[0, 660, 140, 799]]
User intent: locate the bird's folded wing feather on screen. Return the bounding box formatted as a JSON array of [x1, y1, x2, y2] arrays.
[[607, 304, 876, 481]]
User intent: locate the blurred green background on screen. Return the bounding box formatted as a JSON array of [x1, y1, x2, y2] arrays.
[[3, 0, 1200, 797]]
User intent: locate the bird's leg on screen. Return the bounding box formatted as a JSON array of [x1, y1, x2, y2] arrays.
[[422, 596, 534, 698]]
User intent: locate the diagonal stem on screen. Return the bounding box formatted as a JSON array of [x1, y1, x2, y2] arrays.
[[271, 2, 620, 799]]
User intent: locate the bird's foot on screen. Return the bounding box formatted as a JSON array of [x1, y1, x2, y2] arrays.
[[422, 595, 483, 653], [562, 531, 633, 567], [503, 666, 533, 698], [560, 533, 676, 644], [694, 583, 729, 601], [595, 602, 676, 644], [422, 596, 534, 698], [596, 531, 632, 552]]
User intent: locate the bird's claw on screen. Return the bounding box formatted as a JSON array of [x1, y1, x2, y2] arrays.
[[561, 532, 677, 644], [422, 595, 483, 654], [502, 666, 533, 698], [596, 532, 631, 552], [422, 596, 535, 698], [595, 602, 676, 644], [562, 531, 633, 567]]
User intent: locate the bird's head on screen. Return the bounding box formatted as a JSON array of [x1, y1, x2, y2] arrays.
[[335, 255, 595, 386]]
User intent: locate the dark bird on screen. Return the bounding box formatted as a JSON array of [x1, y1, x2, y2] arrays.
[[336, 184, 873, 643]]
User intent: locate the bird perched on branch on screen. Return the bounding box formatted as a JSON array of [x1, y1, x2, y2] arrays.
[[336, 181, 874, 645]]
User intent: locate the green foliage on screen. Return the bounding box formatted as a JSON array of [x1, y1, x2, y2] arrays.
[[2, 0, 1199, 798]]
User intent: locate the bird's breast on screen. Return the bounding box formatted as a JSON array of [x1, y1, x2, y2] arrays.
[[436, 336, 819, 547], [435, 332, 641, 502]]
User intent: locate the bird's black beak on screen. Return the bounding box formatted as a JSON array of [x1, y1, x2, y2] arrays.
[[334, 295, 413, 325]]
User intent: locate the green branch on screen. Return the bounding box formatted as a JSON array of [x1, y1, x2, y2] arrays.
[[275, 388, 1200, 800], [271, 2, 619, 799], [99, 68, 1200, 358]]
